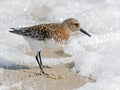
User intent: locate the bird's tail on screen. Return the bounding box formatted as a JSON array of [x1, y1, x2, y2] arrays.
[[9, 28, 21, 35], [9, 27, 29, 35]]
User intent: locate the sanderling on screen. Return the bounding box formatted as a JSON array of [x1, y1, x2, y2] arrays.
[[9, 18, 91, 75]]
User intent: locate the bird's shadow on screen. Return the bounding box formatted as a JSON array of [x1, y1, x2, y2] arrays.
[[0, 57, 29, 70], [65, 61, 75, 69], [54, 50, 71, 57]]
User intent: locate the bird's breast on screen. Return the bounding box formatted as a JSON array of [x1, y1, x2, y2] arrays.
[[52, 29, 70, 42]]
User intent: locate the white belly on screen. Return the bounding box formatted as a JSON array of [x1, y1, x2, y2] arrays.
[[23, 37, 61, 52]]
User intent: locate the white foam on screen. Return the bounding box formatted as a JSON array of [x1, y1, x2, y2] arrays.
[[0, 0, 120, 90]]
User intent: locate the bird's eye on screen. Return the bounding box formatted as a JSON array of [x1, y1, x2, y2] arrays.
[[74, 23, 78, 26]]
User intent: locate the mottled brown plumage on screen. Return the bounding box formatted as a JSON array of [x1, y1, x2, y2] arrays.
[[27, 23, 70, 42], [9, 18, 82, 42]]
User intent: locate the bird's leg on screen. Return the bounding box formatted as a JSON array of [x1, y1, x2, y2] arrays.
[[35, 51, 48, 75], [38, 51, 51, 68]]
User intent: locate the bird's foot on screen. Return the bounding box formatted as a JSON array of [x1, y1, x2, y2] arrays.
[[40, 69, 49, 75], [42, 65, 51, 68], [36, 71, 49, 76], [35, 69, 49, 76], [41, 71, 49, 75]]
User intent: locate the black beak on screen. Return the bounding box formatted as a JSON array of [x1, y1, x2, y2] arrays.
[[80, 28, 91, 37]]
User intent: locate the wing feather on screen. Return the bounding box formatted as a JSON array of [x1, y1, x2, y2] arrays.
[[9, 25, 49, 41]]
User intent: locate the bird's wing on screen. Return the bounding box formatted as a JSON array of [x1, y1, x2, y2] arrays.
[[9, 25, 50, 41]]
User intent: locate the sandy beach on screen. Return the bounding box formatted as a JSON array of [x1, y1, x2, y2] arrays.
[[0, 48, 89, 90]]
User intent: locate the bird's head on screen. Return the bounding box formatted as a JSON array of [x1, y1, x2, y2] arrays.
[[62, 18, 91, 37]]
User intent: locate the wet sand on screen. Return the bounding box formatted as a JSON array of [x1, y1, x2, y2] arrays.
[[0, 48, 89, 90]]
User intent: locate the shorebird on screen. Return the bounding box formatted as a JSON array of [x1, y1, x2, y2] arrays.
[[9, 18, 91, 75]]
